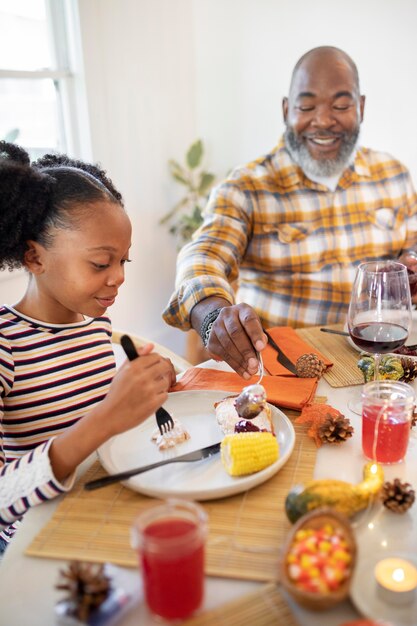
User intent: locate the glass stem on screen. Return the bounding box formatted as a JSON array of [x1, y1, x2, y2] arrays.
[[374, 353, 381, 382]]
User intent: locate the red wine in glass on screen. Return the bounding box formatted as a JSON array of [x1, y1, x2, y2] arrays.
[[349, 322, 409, 354], [347, 261, 412, 415]]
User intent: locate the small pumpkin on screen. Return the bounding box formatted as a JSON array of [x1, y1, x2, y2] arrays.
[[357, 355, 374, 383], [357, 354, 404, 383], [285, 462, 384, 523]]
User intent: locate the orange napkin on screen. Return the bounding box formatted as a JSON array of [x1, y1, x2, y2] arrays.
[[170, 367, 318, 411], [263, 326, 333, 376]]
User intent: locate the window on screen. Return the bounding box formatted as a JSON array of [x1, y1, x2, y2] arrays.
[[0, 0, 90, 160]]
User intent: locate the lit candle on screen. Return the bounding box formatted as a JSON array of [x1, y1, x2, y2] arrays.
[[374, 558, 417, 605]]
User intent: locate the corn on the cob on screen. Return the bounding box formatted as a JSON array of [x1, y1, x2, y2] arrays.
[[221, 432, 279, 476]]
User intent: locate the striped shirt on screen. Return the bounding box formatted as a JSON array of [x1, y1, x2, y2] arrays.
[[163, 139, 417, 329], [0, 306, 116, 540]]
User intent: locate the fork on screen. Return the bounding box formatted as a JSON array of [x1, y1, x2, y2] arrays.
[[120, 334, 175, 436], [256, 351, 264, 384]]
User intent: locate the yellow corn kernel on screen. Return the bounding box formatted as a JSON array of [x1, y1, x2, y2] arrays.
[[221, 432, 279, 476]]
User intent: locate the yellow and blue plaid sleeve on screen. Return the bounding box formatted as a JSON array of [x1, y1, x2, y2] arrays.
[[162, 179, 253, 329]]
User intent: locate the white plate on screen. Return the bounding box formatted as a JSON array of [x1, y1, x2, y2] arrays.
[[345, 311, 417, 353], [97, 390, 295, 501], [350, 552, 417, 626]]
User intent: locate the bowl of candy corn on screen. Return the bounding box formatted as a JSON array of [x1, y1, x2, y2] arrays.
[[279, 508, 357, 610]]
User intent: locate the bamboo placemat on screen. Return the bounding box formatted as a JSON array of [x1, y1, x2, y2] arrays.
[[297, 324, 363, 387], [183, 583, 299, 626], [26, 413, 318, 582]]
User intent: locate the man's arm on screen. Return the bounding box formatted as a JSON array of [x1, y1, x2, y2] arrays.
[[163, 179, 266, 377]]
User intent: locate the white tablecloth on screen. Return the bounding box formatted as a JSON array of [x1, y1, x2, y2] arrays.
[[0, 361, 416, 626]]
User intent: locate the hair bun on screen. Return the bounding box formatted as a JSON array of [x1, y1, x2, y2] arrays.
[[0, 141, 30, 166]]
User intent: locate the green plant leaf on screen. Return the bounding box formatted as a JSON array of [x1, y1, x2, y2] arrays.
[[192, 206, 203, 221], [186, 140, 203, 169], [172, 173, 190, 186], [168, 159, 189, 186], [198, 172, 215, 195]]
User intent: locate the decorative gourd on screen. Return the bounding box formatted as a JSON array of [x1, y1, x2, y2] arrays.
[[285, 462, 384, 523], [357, 355, 374, 382], [357, 354, 404, 383]]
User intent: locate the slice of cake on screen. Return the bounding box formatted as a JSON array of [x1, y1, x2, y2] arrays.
[[215, 395, 274, 435], [151, 418, 191, 451]]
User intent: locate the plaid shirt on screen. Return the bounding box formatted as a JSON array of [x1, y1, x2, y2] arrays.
[[163, 139, 417, 330]]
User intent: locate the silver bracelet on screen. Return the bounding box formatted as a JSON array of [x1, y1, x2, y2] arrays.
[[200, 308, 223, 347]]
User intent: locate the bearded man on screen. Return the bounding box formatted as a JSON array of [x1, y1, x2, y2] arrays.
[[163, 46, 417, 378]]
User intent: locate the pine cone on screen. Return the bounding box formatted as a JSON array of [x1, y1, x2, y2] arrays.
[[400, 356, 417, 383], [381, 479, 415, 513], [56, 561, 111, 621], [317, 414, 354, 444], [295, 353, 326, 378]]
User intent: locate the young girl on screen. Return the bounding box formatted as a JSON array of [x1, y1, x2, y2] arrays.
[[0, 141, 174, 551]]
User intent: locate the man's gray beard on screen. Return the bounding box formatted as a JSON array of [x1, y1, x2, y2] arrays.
[[284, 127, 360, 178]]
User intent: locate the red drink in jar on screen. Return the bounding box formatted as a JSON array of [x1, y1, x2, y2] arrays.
[[132, 500, 207, 621], [362, 405, 410, 463], [142, 518, 204, 620], [361, 381, 414, 464]]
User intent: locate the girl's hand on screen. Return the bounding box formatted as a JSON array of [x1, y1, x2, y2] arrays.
[[137, 343, 176, 387], [48, 345, 176, 482], [101, 351, 174, 437], [163, 357, 176, 388]]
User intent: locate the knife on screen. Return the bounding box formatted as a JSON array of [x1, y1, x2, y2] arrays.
[[319, 328, 349, 337], [84, 442, 222, 491], [263, 329, 297, 374]]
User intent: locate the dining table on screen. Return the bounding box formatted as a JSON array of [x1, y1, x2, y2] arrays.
[[0, 326, 417, 626]]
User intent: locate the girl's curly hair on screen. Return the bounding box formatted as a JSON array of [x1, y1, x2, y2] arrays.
[[0, 142, 124, 271]]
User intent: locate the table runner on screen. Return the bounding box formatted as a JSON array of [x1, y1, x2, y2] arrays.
[[26, 409, 319, 582], [183, 583, 299, 626], [296, 325, 363, 387]]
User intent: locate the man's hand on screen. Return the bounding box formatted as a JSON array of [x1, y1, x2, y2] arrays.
[[205, 304, 267, 378]]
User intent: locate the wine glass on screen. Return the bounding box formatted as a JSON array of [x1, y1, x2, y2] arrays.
[[347, 260, 412, 414]]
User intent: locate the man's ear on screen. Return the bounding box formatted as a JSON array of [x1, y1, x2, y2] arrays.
[[282, 97, 289, 123], [359, 94, 366, 123], [24, 240, 46, 274]]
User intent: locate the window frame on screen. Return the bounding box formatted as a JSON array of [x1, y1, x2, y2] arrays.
[[0, 0, 91, 158], [0, 0, 91, 284]]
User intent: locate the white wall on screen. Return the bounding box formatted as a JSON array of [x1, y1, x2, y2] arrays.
[[75, 0, 197, 355], [3, 0, 417, 356], [193, 0, 417, 183]]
